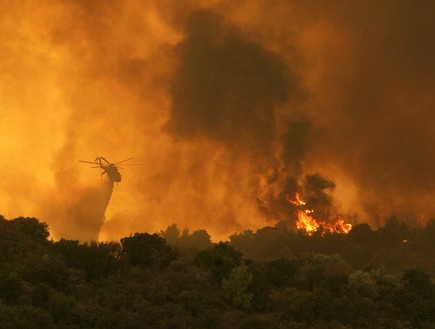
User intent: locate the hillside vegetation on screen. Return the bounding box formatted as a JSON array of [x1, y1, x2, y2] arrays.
[[0, 215, 434, 328]]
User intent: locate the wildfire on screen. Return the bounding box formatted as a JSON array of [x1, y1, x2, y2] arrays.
[[289, 193, 352, 236], [321, 218, 352, 235], [295, 209, 319, 234], [288, 192, 306, 206]]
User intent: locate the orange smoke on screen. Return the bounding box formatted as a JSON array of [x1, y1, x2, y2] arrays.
[[0, 1, 433, 242]]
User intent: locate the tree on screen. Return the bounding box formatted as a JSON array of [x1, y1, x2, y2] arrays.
[[193, 242, 242, 281], [121, 233, 177, 268], [295, 254, 352, 292], [183, 229, 212, 251], [347, 223, 375, 248], [347, 270, 378, 299], [160, 224, 181, 246], [0, 217, 50, 262], [0, 271, 24, 305], [378, 215, 411, 247], [402, 268, 434, 299], [11, 217, 50, 242], [53, 239, 121, 281], [222, 261, 253, 309], [419, 218, 435, 254], [268, 258, 296, 287]]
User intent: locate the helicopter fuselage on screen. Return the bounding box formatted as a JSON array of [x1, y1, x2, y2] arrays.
[[101, 164, 122, 182]]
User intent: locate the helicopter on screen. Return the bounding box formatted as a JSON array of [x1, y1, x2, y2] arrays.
[[79, 156, 138, 183]]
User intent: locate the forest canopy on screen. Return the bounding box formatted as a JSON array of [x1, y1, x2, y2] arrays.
[[0, 214, 434, 328]]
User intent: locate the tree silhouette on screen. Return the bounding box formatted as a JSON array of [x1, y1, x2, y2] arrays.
[[121, 233, 177, 268]]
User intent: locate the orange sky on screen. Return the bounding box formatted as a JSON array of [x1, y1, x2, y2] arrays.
[[1, 0, 434, 241]]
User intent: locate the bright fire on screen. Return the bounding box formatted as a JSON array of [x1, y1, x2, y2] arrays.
[[288, 192, 306, 206], [295, 209, 320, 234], [289, 194, 352, 236]]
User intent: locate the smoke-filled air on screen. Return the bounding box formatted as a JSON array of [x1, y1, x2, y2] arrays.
[[1, 0, 434, 242]]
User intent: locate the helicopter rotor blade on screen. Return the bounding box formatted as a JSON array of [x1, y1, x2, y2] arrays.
[[80, 160, 99, 165], [115, 157, 134, 165]]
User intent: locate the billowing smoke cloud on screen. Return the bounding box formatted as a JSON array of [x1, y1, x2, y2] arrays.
[[0, 0, 434, 241], [291, 0, 435, 224], [163, 9, 307, 228], [165, 10, 290, 153]]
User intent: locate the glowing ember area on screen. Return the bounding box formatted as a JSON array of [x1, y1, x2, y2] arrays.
[[289, 194, 352, 236], [321, 218, 352, 235]]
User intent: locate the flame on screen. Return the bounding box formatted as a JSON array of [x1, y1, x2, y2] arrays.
[[289, 194, 352, 236], [295, 209, 319, 235], [320, 218, 352, 235], [287, 192, 306, 206]]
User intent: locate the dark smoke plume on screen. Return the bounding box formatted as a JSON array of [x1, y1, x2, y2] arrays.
[[166, 10, 300, 156], [164, 9, 311, 229]]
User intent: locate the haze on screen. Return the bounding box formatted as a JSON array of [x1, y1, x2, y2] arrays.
[[0, 0, 433, 241]]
